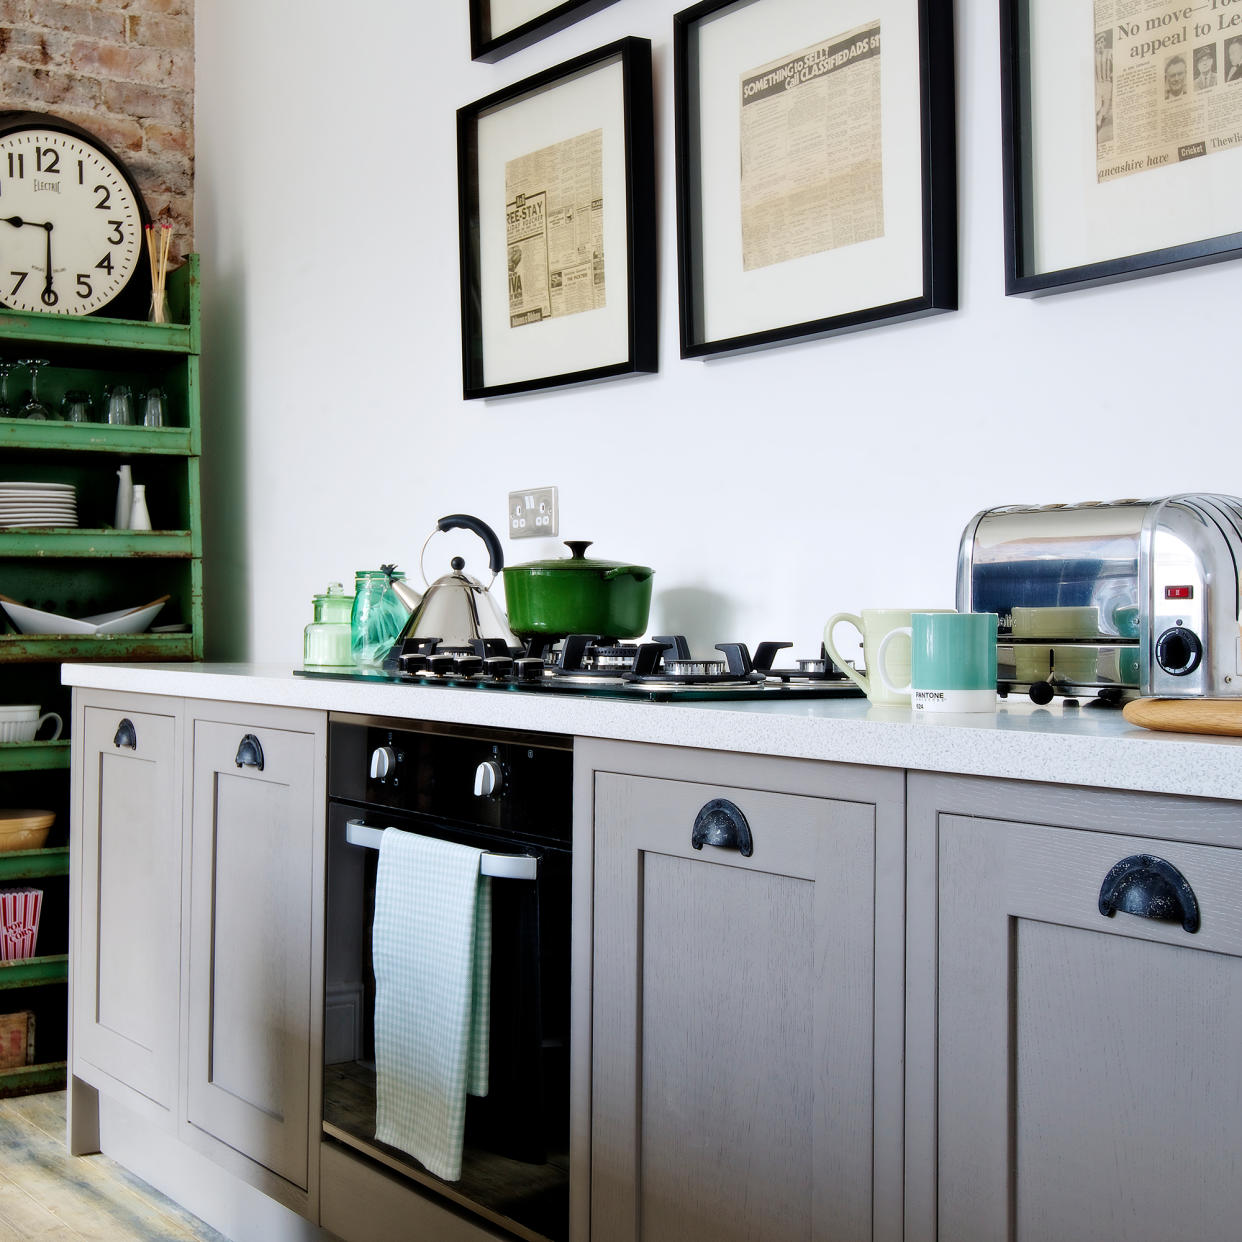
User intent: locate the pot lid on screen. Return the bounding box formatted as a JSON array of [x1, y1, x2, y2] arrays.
[[506, 541, 654, 577]]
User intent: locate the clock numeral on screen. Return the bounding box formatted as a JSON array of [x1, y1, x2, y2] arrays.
[[34, 147, 60, 175], [77, 159, 84, 185], [76, 273, 93, 299], [107, 220, 124, 245], [8, 271, 28, 295], [93, 184, 111, 210], [6, 153, 24, 179], [40, 285, 58, 307], [96, 253, 114, 275]]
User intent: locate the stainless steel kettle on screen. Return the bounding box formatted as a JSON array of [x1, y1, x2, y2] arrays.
[[388, 514, 520, 650]]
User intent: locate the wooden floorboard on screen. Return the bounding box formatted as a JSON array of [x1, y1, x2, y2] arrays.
[[0, 1092, 229, 1242]]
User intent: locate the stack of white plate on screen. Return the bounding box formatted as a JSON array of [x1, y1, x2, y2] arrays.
[[0, 482, 79, 530]]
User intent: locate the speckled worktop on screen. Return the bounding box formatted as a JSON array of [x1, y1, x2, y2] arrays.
[[60, 662, 1242, 803]]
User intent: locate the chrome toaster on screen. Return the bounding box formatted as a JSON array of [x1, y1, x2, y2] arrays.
[[956, 495, 1242, 703]]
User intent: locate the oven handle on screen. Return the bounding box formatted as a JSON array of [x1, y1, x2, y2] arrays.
[[344, 818, 539, 880]]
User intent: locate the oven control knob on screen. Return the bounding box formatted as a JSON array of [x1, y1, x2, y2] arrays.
[[1155, 626, 1203, 676], [370, 746, 398, 780], [474, 760, 504, 798]]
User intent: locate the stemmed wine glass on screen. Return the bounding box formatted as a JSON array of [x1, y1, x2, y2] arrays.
[[0, 361, 15, 418], [19, 359, 51, 420]]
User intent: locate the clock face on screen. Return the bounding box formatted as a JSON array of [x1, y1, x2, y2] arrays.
[[0, 125, 144, 315]]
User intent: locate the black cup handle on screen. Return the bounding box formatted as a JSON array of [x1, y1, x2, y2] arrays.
[[438, 514, 504, 573], [113, 718, 136, 749], [235, 733, 265, 771], [691, 799, 753, 857], [1098, 853, 1200, 933]]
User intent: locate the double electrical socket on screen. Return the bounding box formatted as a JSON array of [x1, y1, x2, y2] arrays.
[[508, 486, 559, 538]]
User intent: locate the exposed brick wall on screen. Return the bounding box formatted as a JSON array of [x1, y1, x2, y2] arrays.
[[0, 0, 195, 263]]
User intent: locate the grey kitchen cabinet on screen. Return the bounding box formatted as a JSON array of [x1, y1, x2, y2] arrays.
[[907, 773, 1242, 1242], [70, 690, 326, 1226], [71, 690, 183, 1121], [582, 739, 906, 1242], [185, 702, 327, 1210]]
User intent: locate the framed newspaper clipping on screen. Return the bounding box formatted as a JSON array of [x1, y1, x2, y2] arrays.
[[673, 0, 957, 359], [1003, 0, 1242, 295], [470, 0, 621, 63], [457, 37, 657, 399]]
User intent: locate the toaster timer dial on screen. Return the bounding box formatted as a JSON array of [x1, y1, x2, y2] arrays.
[[1155, 626, 1203, 676]]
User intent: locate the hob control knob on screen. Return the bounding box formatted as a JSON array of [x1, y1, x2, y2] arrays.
[[474, 760, 503, 798], [370, 746, 397, 780], [1155, 627, 1203, 676]]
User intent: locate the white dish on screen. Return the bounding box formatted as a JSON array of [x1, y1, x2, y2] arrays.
[[0, 595, 169, 635], [0, 482, 75, 492], [0, 523, 80, 531]]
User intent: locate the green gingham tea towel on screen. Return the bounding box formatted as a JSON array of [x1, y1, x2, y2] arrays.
[[373, 829, 492, 1181]]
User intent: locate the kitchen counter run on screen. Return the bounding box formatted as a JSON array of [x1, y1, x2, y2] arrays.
[[60, 662, 1242, 802]]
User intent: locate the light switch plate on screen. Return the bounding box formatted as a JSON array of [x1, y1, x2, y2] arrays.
[[508, 486, 559, 538]]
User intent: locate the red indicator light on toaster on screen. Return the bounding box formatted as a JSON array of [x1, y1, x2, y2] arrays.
[[1164, 585, 1193, 599]]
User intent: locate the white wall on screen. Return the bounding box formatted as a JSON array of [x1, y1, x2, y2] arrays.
[[194, 0, 1242, 666]]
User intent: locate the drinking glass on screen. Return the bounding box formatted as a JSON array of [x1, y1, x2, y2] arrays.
[[61, 390, 93, 423], [0, 361, 15, 418], [19, 359, 52, 420], [141, 386, 166, 428], [105, 383, 135, 426]]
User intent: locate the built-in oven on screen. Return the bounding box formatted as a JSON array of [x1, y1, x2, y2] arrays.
[[323, 713, 573, 1242]]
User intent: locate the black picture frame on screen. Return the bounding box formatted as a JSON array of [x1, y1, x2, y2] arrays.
[[470, 0, 621, 63], [457, 37, 656, 400], [673, 0, 957, 360], [1001, 0, 1242, 296]]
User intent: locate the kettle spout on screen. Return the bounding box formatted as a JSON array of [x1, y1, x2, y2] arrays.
[[383, 565, 423, 614]]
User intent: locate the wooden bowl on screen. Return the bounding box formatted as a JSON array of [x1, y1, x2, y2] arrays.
[[0, 810, 54, 852]]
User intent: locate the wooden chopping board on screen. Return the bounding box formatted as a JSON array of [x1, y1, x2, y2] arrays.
[[1123, 698, 1242, 736]]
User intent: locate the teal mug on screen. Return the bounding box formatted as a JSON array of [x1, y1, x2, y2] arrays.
[[876, 611, 998, 713]]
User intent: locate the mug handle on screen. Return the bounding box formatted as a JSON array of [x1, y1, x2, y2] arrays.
[[824, 613, 869, 696], [37, 712, 63, 742], [875, 627, 914, 697]]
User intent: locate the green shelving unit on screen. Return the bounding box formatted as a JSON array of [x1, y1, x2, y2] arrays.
[[0, 254, 202, 1096]]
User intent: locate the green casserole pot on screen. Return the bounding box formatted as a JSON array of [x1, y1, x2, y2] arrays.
[[503, 541, 654, 639]]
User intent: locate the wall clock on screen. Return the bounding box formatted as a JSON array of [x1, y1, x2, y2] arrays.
[[0, 110, 150, 317]]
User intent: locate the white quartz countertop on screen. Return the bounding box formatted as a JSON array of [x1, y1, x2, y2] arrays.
[[60, 662, 1242, 803]]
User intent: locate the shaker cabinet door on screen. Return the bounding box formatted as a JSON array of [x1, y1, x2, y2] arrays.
[[74, 698, 182, 1117], [591, 756, 901, 1242], [185, 707, 325, 1199], [932, 806, 1242, 1242]]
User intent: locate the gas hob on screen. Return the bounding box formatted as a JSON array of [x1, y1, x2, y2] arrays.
[[297, 633, 863, 702]]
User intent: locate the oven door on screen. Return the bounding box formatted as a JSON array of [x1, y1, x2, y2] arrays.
[[322, 801, 570, 1242]]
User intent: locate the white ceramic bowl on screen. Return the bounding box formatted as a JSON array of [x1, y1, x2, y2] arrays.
[[0, 595, 167, 636]]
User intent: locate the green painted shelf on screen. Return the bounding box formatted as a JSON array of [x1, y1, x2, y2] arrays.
[[0, 1061, 67, 1096], [0, 848, 69, 881], [0, 529, 192, 556], [0, 633, 195, 662], [0, 956, 68, 990], [0, 256, 202, 1094], [0, 742, 70, 773], [0, 421, 193, 455]]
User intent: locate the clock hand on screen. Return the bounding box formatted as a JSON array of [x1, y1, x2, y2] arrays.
[[1, 216, 50, 229], [40, 221, 56, 307]]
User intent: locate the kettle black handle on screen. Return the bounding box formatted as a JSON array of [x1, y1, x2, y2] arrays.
[[438, 514, 504, 573]]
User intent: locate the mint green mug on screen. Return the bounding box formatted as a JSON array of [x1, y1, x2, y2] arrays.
[[876, 612, 998, 713]]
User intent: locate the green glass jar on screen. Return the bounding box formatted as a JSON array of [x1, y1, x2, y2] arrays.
[[351, 567, 412, 667], [303, 582, 355, 668]]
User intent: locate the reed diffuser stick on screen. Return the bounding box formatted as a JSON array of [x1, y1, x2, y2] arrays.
[[147, 223, 173, 322]]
